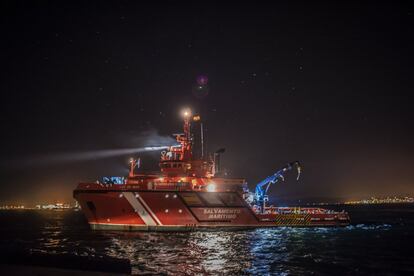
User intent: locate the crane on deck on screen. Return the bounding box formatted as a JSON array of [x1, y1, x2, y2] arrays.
[[254, 161, 302, 213]]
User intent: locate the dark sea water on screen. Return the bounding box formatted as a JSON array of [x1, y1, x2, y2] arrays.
[[1, 205, 414, 275]]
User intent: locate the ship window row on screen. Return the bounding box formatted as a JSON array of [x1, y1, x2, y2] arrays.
[[161, 163, 184, 168], [180, 192, 244, 207]]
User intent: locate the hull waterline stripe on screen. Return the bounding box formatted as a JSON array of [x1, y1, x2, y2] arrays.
[[136, 193, 163, 225], [122, 192, 157, 226]]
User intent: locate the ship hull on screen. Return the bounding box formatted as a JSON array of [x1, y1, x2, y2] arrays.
[[74, 188, 350, 231]]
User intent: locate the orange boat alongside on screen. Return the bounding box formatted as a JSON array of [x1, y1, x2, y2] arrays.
[[74, 110, 350, 231]]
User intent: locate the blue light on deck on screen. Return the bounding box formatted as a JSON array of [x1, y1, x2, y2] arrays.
[[102, 177, 125, 185]]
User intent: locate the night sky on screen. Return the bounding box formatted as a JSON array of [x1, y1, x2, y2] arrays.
[[1, 1, 413, 205]]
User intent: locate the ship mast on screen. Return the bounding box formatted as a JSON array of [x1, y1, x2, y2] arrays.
[[155, 108, 215, 178], [182, 109, 192, 160]]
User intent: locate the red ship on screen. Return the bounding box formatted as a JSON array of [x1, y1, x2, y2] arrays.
[[74, 109, 350, 231]]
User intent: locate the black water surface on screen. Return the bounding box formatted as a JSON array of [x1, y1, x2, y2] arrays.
[[0, 205, 413, 275]]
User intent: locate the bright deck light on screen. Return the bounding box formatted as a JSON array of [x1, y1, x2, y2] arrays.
[[182, 108, 192, 118], [206, 183, 216, 192]]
